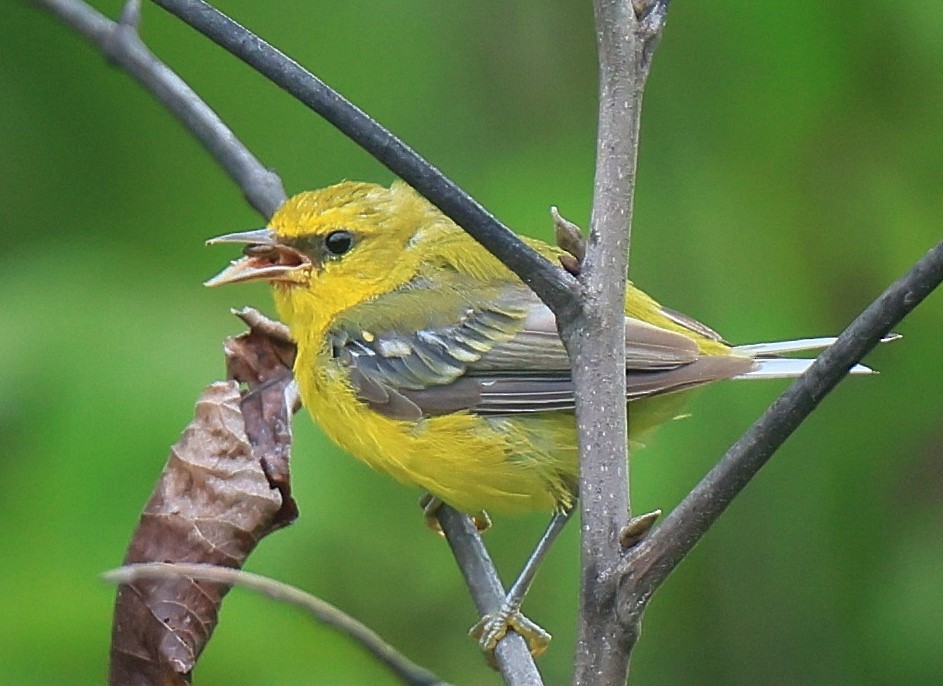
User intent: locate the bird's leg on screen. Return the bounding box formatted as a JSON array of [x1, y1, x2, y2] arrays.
[[470, 507, 573, 657]]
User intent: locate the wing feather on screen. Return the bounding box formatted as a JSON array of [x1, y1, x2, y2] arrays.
[[327, 276, 745, 419]]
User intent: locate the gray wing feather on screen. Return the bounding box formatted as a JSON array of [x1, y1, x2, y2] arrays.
[[472, 301, 700, 371], [388, 355, 753, 417], [329, 280, 750, 419]]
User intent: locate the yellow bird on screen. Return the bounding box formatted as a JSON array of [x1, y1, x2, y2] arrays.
[[206, 180, 878, 654]]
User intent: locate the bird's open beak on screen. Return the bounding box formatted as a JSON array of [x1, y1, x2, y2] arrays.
[[204, 228, 310, 287]]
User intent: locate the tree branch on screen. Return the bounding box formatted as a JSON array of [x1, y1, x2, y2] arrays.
[[618, 238, 943, 620], [571, 3, 668, 684], [105, 563, 451, 686], [436, 506, 544, 685]]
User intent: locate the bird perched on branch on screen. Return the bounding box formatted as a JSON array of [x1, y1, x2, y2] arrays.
[[206, 180, 884, 655]]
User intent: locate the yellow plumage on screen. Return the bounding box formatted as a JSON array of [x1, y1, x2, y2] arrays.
[[206, 180, 845, 517]]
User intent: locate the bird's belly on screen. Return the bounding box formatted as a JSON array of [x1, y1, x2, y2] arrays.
[[301, 370, 576, 515]]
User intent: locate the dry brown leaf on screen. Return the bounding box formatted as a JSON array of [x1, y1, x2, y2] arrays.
[[109, 311, 298, 685]]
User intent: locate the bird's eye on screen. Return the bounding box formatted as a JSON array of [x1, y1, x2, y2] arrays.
[[324, 230, 355, 256]]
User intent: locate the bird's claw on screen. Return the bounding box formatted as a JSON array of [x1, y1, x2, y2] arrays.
[[470, 605, 551, 657], [420, 495, 490, 535]]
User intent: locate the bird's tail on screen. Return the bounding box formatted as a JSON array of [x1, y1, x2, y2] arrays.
[[732, 335, 900, 380]]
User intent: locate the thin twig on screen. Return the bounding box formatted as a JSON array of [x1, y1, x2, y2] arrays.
[[148, 0, 580, 316], [104, 563, 451, 686], [33, 0, 286, 218], [619, 238, 943, 617]]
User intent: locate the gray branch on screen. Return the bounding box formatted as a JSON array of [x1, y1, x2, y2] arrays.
[[104, 563, 451, 686], [436, 506, 544, 685], [570, 2, 668, 684]]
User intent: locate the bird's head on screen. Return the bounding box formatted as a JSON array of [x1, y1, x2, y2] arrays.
[[206, 181, 444, 333]]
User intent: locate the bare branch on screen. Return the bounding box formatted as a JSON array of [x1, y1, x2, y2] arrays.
[[571, 2, 668, 683], [436, 506, 544, 685], [34, 0, 285, 218], [618, 238, 943, 618], [148, 0, 579, 316], [105, 563, 451, 686]]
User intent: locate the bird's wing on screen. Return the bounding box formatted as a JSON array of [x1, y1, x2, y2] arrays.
[[328, 278, 751, 420]]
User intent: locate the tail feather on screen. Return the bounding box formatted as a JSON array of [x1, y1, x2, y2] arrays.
[[732, 334, 899, 380], [737, 358, 874, 380], [734, 334, 900, 357]]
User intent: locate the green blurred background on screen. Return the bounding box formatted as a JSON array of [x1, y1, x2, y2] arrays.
[[3, 1, 942, 684]]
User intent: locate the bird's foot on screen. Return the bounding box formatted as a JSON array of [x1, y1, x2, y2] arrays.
[[420, 494, 490, 535], [470, 604, 551, 657]]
